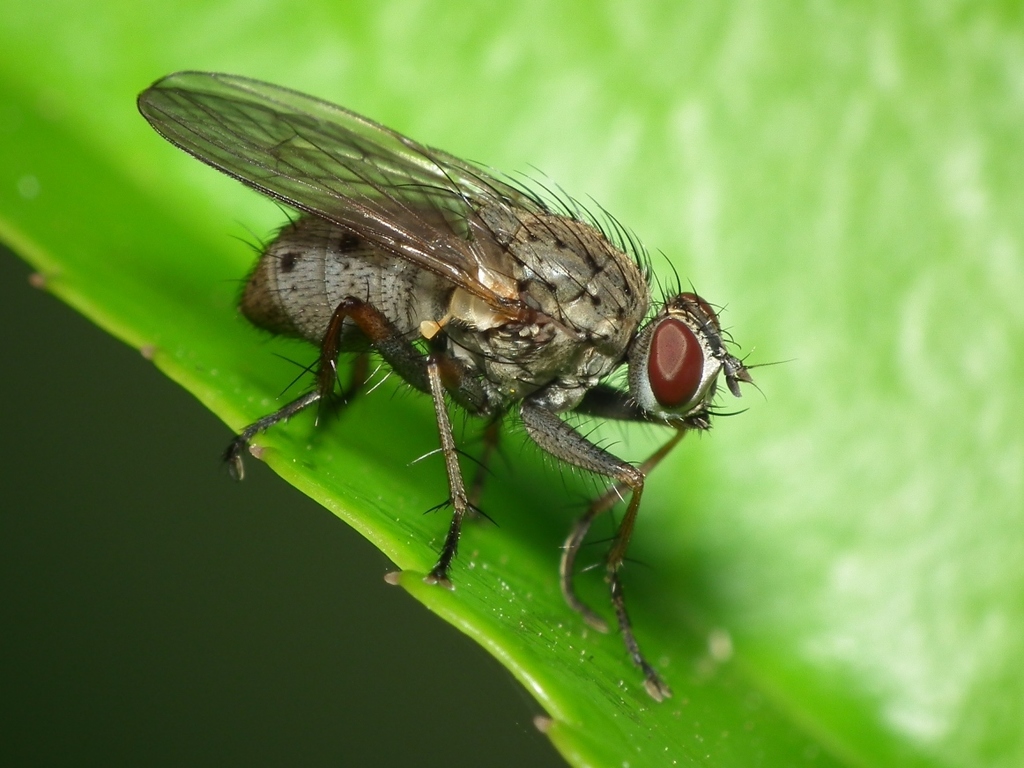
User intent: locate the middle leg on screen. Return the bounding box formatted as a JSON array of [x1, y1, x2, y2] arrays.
[[422, 353, 474, 588]]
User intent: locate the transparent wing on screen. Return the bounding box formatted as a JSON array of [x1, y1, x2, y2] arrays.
[[138, 71, 547, 310]]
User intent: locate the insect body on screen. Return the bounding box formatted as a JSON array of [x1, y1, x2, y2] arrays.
[[138, 72, 752, 700]]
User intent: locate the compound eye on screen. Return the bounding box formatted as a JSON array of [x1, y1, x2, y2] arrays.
[[647, 317, 704, 409]]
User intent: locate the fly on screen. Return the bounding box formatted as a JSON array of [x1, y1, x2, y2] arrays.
[[137, 72, 753, 700]]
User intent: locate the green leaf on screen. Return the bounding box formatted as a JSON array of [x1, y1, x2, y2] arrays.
[[2, 3, 1021, 766]]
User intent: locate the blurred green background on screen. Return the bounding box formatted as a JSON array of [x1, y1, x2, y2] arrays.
[[2, 2, 1023, 767]]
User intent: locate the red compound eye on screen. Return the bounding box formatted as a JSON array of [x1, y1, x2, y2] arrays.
[[648, 318, 704, 408]]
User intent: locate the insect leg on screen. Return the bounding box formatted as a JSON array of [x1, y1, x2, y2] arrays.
[[422, 353, 473, 588], [224, 390, 323, 480], [561, 428, 686, 620], [309, 298, 488, 586], [323, 300, 487, 586], [520, 401, 679, 700], [225, 295, 431, 479]]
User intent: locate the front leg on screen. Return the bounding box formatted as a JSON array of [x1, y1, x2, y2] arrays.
[[557, 429, 686, 632], [520, 400, 678, 701]]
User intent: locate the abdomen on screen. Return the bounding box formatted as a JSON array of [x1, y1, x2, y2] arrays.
[[240, 217, 451, 346]]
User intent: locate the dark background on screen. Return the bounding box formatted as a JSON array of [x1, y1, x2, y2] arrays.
[[0, 241, 563, 766]]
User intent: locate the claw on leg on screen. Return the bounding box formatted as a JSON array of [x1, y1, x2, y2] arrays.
[[423, 568, 454, 590]]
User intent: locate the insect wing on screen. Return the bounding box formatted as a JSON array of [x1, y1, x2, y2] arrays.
[[138, 71, 541, 310]]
